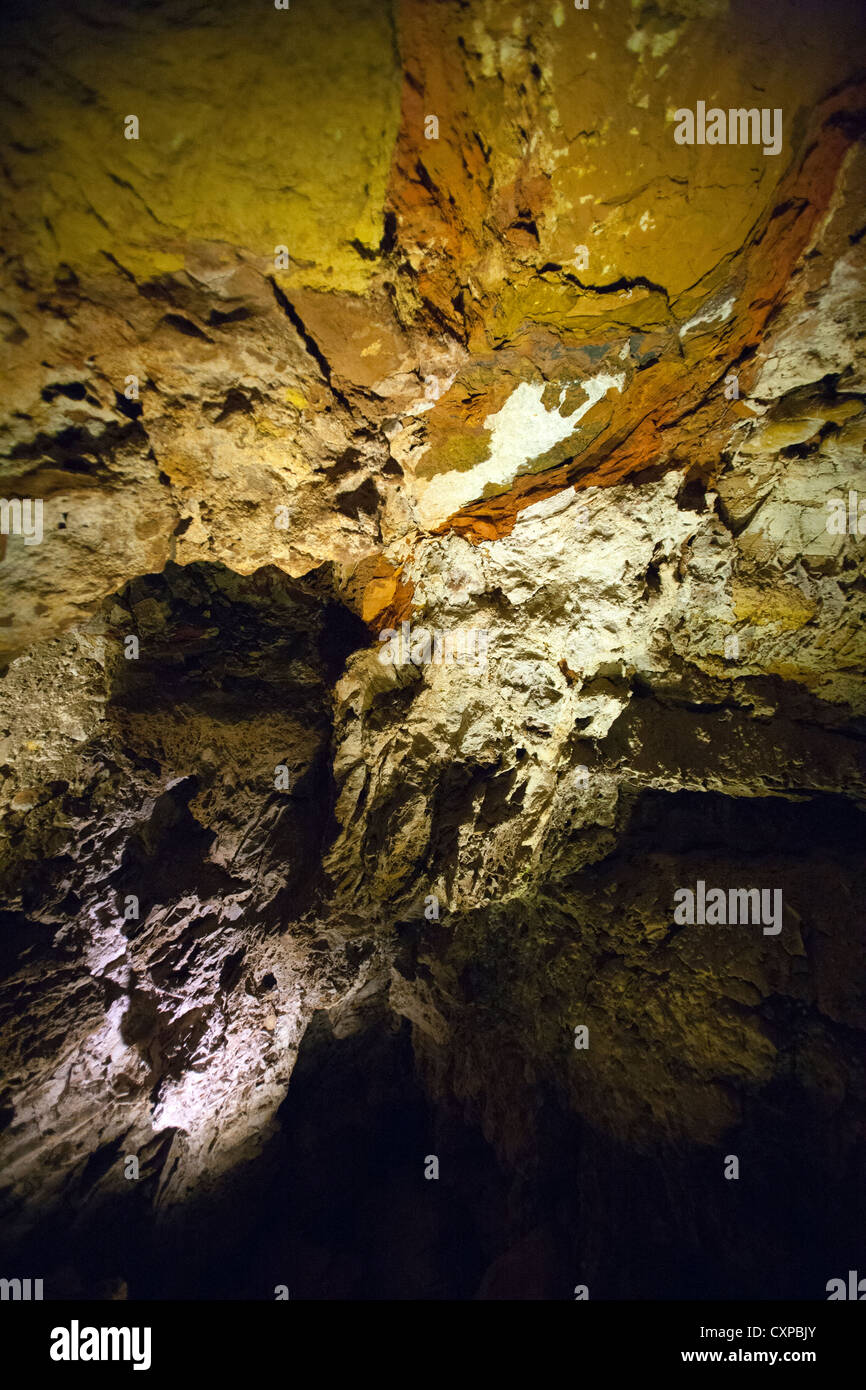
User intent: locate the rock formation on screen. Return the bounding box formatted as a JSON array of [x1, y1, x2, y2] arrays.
[[1, 0, 864, 1300]]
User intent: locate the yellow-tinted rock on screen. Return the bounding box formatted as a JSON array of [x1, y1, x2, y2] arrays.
[[0, 0, 400, 291], [733, 579, 817, 630]]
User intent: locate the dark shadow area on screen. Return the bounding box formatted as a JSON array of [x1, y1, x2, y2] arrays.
[[192, 1009, 514, 1300], [0, 1005, 514, 1300], [107, 560, 371, 717]]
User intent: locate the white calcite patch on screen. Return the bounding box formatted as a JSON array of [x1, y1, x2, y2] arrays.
[[679, 297, 736, 338], [412, 372, 625, 529]]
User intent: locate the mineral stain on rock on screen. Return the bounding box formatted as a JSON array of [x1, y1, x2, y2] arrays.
[[0, 0, 865, 1306]]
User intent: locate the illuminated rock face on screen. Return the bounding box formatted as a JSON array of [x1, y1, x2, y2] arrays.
[[0, 0, 865, 1299]]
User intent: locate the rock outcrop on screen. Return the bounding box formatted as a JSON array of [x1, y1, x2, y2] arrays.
[[1, 0, 864, 1299]]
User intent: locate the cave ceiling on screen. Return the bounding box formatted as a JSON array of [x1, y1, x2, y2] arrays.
[[0, 0, 864, 1302]]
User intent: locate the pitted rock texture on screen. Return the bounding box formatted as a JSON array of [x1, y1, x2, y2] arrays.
[[1, 0, 865, 1300]]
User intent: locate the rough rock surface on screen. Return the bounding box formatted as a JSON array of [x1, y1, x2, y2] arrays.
[[1, 0, 864, 1299]]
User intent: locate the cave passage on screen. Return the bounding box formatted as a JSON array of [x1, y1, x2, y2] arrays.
[[1, 0, 865, 1315]]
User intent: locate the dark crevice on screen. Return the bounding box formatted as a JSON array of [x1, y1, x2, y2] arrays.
[[267, 276, 351, 410]]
